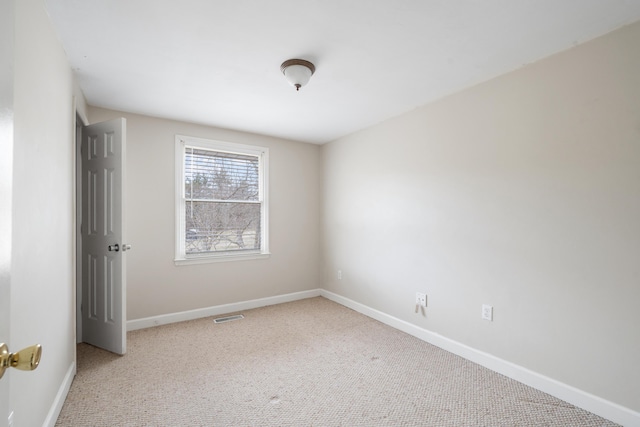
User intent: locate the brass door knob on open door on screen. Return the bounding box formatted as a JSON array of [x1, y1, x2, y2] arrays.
[[0, 343, 42, 380]]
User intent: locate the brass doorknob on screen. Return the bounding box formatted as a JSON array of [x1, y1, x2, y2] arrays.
[[0, 343, 42, 380]]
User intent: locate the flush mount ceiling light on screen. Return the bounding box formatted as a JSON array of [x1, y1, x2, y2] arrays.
[[280, 59, 315, 91]]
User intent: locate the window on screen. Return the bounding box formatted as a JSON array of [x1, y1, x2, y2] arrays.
[[175, 135, 269, 264]]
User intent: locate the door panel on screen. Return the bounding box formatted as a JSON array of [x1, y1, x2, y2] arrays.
[[0, 0, 14, 423], [81, 118, 127, 355]]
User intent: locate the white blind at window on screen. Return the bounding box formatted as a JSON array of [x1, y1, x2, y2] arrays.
[[184, 147, 261, 254]]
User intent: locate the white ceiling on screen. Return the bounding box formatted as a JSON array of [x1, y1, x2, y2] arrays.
[[45, 0, 640, 144]]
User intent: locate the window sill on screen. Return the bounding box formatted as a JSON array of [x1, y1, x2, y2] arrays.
[[174, 252, 270, 266]]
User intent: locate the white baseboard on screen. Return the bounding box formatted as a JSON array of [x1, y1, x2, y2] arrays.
[[43, 361, 76, 427], [127, 289, 322, 331], [320, 290, 640, 427]]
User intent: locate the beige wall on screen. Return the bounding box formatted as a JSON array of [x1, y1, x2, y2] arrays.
[[321, 21, 640, 412], [88, 107, 322, 320], [11, 0, 78, 425]]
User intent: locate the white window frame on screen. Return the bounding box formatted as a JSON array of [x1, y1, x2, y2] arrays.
[[174, 135, 269, 265]]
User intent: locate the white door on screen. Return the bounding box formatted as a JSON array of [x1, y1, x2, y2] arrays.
[[1, 0, 13, 423], [81, 118, 128, 355]]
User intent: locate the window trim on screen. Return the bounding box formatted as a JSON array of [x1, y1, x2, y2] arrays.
[[174, 135, 270, 265]]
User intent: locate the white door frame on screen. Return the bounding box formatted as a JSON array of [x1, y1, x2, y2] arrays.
[[74, 112, 86, 343]]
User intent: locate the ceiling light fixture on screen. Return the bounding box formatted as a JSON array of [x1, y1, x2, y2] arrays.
[[280, 59, 315, 91]]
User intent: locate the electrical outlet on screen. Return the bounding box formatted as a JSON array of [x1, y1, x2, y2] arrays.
[[482, 304, 493, 321], [415, 292, 427, 307], [337, 270, 342, 280]]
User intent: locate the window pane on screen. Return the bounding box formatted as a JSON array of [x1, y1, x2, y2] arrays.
[[185, 201, 261, 254], [185, 148, 259, 201]]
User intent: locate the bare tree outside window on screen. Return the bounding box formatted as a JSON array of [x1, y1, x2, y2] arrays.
[[184, 148, 262, 254]]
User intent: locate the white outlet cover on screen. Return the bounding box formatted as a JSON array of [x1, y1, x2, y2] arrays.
[[482, 304, 493, 321], [416, 292, 427, 307]]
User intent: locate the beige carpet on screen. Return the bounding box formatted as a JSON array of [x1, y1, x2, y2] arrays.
[[56, 297, 618, 426]]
